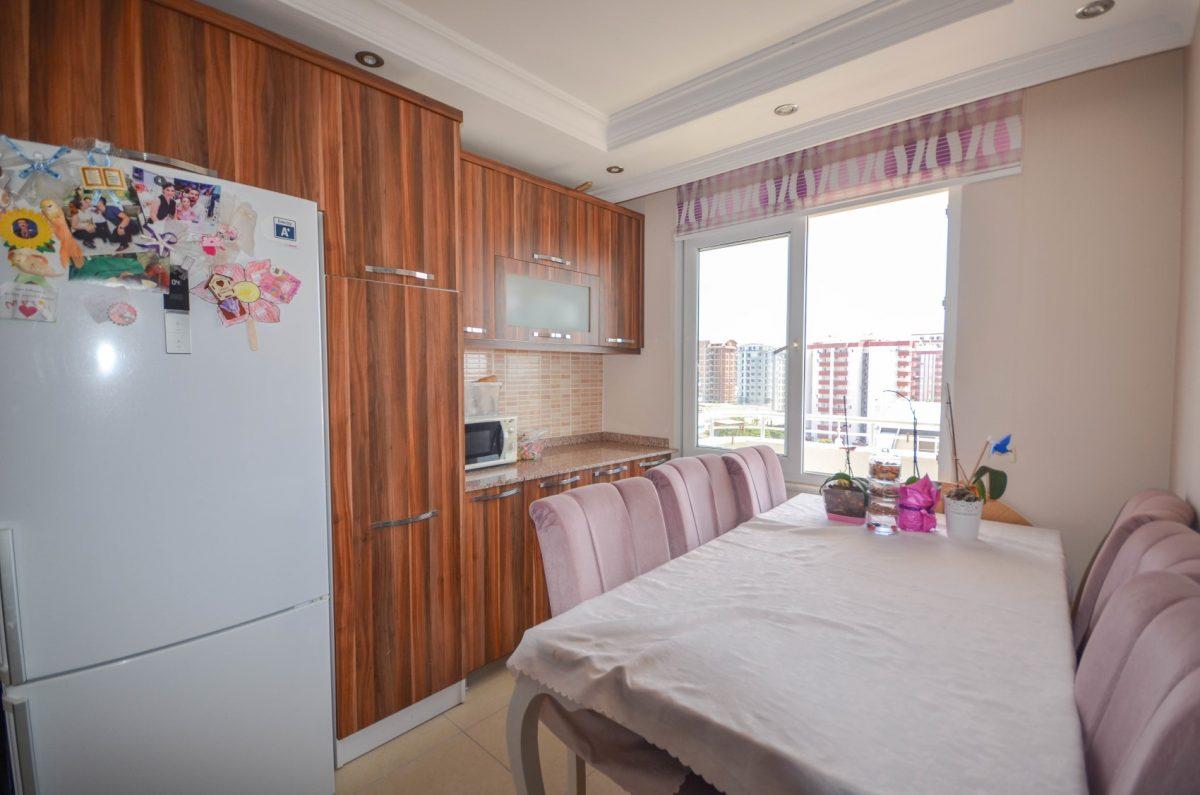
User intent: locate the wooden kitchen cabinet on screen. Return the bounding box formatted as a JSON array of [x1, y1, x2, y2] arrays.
[[326, 277, 463, 738], [461, 157, 514, 339], [589, 461, 632, 483], [522, 468, 590, 626], [329, 78, 459, 289], [600, 213, 645, 349], [632, 452, 673, 476], [494, 256, 601, 346], [462, 483, 528, 672], [514, 179, 577, 269]]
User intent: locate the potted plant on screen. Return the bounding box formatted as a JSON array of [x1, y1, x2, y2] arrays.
[[821, 398, 869, 524], [942, 386, 1013, 540]]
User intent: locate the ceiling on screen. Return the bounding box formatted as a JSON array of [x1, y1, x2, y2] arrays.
[[206, 0, 1199, 201]]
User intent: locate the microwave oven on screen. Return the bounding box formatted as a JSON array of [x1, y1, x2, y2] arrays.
[[465, 416, 518, 470]]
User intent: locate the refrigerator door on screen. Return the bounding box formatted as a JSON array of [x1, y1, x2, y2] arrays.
[[3, 597, 333, 795], [0, 142, 330, 680]]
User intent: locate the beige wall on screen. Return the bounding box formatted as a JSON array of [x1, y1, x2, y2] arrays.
[[958, 51, 1183, 588], [1173, 23, 1200, 505], [605, 52, 1185, 587], [604, 189, 681, 447]]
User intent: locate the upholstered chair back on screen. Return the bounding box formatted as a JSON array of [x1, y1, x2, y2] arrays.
[[645, 454, 739, 558], [528, 477, 671, 617], [722, 445, 788, 523], [1075, 572, 1200, 795]]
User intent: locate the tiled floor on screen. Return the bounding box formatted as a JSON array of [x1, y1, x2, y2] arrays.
[[335, 659, 628, 794]]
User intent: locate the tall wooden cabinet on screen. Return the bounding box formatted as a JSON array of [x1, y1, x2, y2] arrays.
[[326, 278, 463, 738]]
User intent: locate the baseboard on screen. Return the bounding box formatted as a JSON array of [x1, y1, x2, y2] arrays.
[[335, 680, 466, 767]]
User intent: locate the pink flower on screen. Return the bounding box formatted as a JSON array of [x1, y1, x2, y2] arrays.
[[896, 475, 938, 533]]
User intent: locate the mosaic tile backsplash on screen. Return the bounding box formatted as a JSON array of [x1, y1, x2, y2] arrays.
[[464, 349, 602, 439]]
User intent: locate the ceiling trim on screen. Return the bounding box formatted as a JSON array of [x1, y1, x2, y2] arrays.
[[593, 12, 1189, 203], [606, 0, 1011, 149], [280, 0, 610, 147]]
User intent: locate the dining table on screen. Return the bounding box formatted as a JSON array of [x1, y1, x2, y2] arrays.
[[505, 492, 1088, 795]]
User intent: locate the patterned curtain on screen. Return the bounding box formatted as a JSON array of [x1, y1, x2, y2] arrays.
[[675, 91, 1023, 235]]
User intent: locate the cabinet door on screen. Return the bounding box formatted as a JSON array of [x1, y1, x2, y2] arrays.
[[461, 160, 513, 339], [327, 277, 462, 738], [572, 202, 612, 278], [333, 80, 458, 289], [600, 213, 645, 349], [522, 469, 589, 626], [589, 461, 632, 483], [495, 257, 600, 345], [462, 484, 527, 672], [514, 180, 576, 269], [632, 453, 674, 477]]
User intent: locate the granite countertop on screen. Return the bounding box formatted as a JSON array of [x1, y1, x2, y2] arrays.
[[465, 434, 675, 492]]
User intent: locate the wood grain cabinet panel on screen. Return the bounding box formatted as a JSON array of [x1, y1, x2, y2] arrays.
[[600, 213, 645, 349], [331, 80, 458, 289], [461, 159, 513, 339], [462, 484, 528, 672], [514, 180, 577, 269], [494, 257, 600, 346], [522, 469, 589, 627], [326, 276, 462, 738]]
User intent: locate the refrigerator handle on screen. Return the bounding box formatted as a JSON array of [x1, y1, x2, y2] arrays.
[[3, 695, 37, 794], [0, 529, 26, 685]]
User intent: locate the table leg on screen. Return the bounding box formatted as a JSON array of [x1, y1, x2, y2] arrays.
[[507, 674, 547, 795]]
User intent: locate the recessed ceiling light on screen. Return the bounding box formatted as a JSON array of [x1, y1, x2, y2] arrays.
[[606, 165, 624, 174], [774, 103, 799, 116], [355, 50, 384, 68], [1075, 0, 1114, 19]]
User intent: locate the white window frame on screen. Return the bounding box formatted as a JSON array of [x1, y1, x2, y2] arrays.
[[679, 185, 962, 489]]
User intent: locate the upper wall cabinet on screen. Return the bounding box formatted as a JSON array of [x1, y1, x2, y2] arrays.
[[328, 79, 459, 290], [460, 153, 644, 351]]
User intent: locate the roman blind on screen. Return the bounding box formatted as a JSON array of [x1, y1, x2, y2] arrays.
[[675, 91, 1023, 236]]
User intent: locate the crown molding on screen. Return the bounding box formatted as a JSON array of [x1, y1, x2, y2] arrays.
[[594, 13, 1189, 203], [278, 0, 609, 148], [606, 0, 1010, 149]]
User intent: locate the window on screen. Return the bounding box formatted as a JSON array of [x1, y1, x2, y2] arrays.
[[683, 190, 952, 484]]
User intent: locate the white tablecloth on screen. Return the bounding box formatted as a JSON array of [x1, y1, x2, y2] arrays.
[[508, 493, 1087, 795]]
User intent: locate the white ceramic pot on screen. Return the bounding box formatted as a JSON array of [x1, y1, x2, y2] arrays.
[[944, 496, 984, 540]]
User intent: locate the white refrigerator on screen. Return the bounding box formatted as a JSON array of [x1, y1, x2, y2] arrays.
[[0, 140, 334, 793]]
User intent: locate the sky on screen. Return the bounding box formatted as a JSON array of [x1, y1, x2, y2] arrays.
[[696, 190, 949, 348]]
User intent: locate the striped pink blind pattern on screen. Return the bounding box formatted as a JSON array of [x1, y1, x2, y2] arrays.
[[676, 91, 1023, 235]]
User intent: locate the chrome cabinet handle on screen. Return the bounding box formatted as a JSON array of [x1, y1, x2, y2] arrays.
[[538, 475, 580, 488], [593, 464, 629, 477], [464, 326, 486, 334], [605, 337, 636, 345], [371, 509, 438, 530], [533, 253, 571, 266], [365, 265, 434, 281], [4, 696, 36, 793], [533, 331, 572, 340], [470, 487, 521, 503], [638, 457, 669, 469]]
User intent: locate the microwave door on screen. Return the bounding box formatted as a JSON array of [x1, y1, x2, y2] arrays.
[[466, 421, 503, 466]]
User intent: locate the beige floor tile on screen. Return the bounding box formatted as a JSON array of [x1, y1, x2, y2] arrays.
[[359, 732, 516, 795], [464, 705, 576, 791], [444, 661, 516, 729], [334, 716, 462, 794]]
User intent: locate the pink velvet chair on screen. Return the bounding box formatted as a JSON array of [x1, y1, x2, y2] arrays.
[[1075, 571, 1200, 794], [1072, 489, 1195, 651], [645, 454, 739, 558], [1081, 520, 1200, 649], [528, 477, 671, 616], [527, 478, 709, 793], [722, 445, 788, 523]]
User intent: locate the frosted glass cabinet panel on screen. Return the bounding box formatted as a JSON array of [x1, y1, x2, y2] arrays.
[[495, 257, 600, 344], [506, 275, 591, 332]]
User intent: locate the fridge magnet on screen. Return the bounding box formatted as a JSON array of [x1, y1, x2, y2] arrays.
[[39, 199, 84, 270], [191, 261, 301, 352], [107, 301, 137, 326], [0, 281, 56, 322], [214, 195, 257, 259], [134, 222, 181, 259], [0, 208, 55, 252], [68, 252, 170, 291], [80, 165, 126, 192], [65, 184, 145, 255], [133, 168, 221, 234], [0, 136, 80, 204], [7, 248, 63, 285]]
